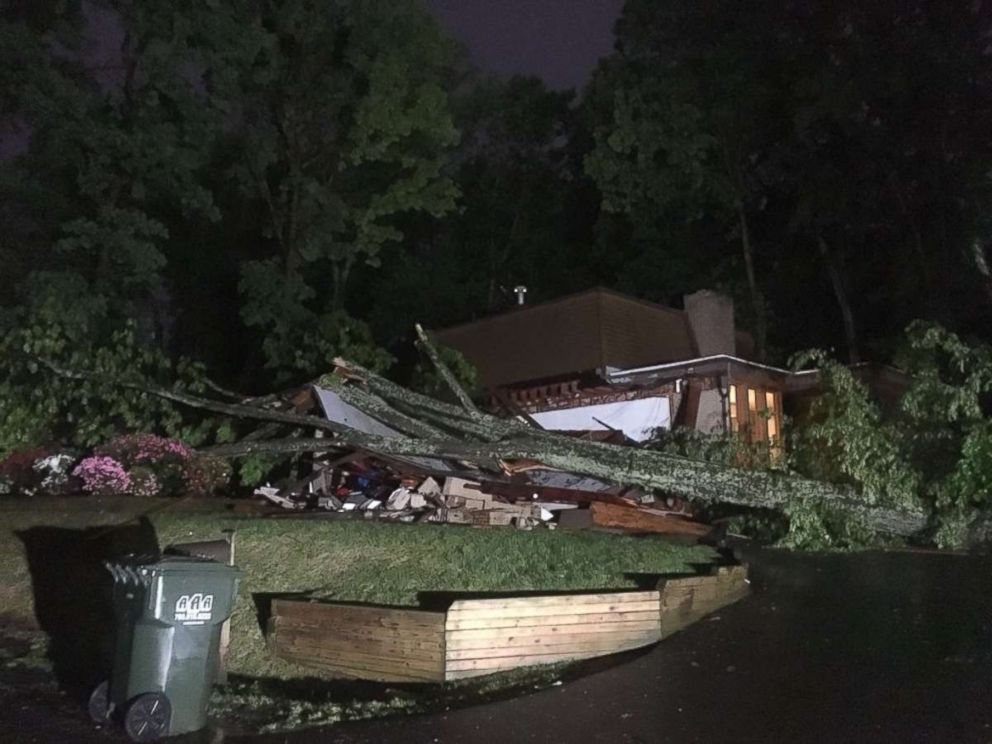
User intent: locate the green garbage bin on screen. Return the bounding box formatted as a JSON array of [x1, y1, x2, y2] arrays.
[[88, 555, 241, 742]]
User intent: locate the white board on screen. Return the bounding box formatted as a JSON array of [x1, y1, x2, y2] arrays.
[[529, 396, 671, 442]]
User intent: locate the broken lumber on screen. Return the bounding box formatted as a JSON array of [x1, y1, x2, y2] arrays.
[[588, 502, 710, 538]]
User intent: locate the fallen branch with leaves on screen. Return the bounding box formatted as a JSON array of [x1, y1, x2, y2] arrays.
[[38, 329, 930, 539]]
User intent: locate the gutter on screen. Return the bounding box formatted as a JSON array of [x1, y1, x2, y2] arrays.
[[607, 354, 820, 384]]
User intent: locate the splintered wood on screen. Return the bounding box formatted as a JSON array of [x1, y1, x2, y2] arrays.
[[443, 591, 662, 680], [588, 501, 710, 537]]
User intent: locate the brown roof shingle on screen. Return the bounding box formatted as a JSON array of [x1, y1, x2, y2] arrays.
[[433, 288, 700, 387]]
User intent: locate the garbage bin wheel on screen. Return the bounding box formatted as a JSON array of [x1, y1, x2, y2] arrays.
[[87, 680, 113, 723], [123, 692, 171, 742]]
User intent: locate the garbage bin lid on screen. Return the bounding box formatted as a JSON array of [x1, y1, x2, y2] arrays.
[[149, 556, 240, 573], [110, 554, 240, 575]]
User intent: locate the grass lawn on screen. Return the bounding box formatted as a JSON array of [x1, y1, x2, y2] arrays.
[[0, 496, 716, 731]]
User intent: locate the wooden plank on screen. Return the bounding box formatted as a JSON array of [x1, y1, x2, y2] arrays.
[[445, 641, 650, 672], [278, 647, 441, 673], [588, 501, 710, 537], [277, 650, 442, 679], [276, 630, 443, 654], [272, 618, 443, 643], [274, 641, 443, 675], [445, 609, 661, 631], [276, 633, 444, 657], [445, 633, 660, 658], [446, 628, 659, 651], [273, 616, 443, 634], [281, 647, 442, 676], [446, 619, 660, 642], [272, 600, 444, 628], [275, 622, 444, 642], [447, 591, 659, 612], [445, 600, 660, 620], [277, 652, 441, 683]]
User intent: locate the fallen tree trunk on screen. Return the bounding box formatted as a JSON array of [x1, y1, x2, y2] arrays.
[[203, 434, 928, 537], [38, 335, 931, 539]]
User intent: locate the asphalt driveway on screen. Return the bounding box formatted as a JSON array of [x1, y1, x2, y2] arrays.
[[240, 548, 992, 744]]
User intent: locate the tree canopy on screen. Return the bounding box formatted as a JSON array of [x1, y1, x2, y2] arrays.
[[2, 0, 992, 460]]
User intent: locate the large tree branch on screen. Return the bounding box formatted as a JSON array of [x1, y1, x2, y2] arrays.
[[38, 352, 928, 538], [203, 435, 927, 537], [36, 357, 351, 438], [415, 323, 481, 417]]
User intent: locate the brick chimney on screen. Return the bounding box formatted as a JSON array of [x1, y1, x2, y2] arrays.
[[684, 290, 736, 357]]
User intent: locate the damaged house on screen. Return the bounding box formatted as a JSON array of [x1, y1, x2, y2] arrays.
[[434, 287, 795, 449], [238, 289, 920, 540]]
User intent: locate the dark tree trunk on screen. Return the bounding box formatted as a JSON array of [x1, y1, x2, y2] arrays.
[[818, 236, 860, 364], [737, 206, 767, 361]]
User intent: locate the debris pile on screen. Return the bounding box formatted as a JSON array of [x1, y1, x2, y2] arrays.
[[56, 323, 927, 540], [256, 471, 557, 528], [252, 452, 711, 536]]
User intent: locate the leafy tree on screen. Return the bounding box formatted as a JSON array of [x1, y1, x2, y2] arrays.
[[584, 0, 788, 359], [364, 74, 592, 345], [788, 322, 992, 548], [0, 1, 225, 450], [0, 274, 211, 456], [584, 0, 992, 361], [198, 0, 460, 377], [774, 1, 992, 362]]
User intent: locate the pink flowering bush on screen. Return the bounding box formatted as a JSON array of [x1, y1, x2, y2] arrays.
[[81, 433, 229, 497], [96, 434, 191, 466], [73, 456, 132, 496], [96, 434, 191, 496]]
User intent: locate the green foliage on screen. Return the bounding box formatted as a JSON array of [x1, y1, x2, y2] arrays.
[[0, 276, 211, 456], [788, 323, 992, 548], [237, 454, 279, 489], [238, 268, 394, 380], [207, 0, 459, 376], [648, 426, 783, 472], [582, 0, 992, 358], [789, 350, 920, 510], [411, 344, 477, 398]]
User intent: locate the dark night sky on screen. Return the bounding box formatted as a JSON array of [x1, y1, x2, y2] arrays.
[[0, 0, 623, 159], [425, 0, 624, 90]]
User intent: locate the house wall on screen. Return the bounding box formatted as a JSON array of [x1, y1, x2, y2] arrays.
[[694, 389, 727, 434]]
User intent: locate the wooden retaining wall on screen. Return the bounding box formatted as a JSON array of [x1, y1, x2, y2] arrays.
[[268, 600, 446, 682], [659, 565, 750, 638], [444, 591, 662, 680], [267, 565, 749, 683]]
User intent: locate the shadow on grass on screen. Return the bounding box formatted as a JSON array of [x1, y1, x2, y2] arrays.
[[15, 517, 160, 700]]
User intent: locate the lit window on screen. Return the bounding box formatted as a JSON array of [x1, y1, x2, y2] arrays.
[[765, 391, 778, 440], [728, 385, 739, 432], [747, 388, 763, 441]]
